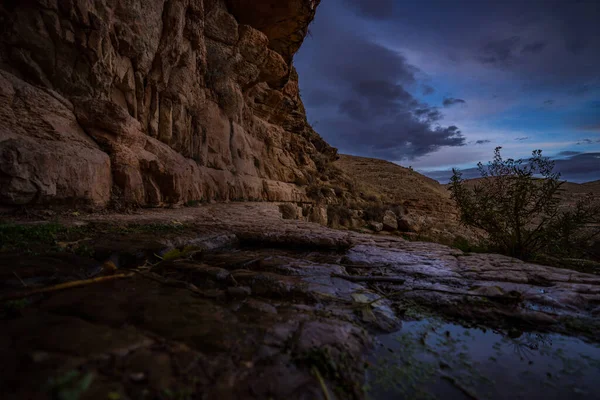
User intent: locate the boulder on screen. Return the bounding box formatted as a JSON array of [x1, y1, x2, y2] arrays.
[[397, 215, 422, 233], [308, 205, 328, 226], [382, 210, 398, 231], [279, 203, 300, 220], [369, 222, 384, 232]]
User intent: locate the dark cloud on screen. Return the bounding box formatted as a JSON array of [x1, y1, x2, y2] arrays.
[[577, 138, 600, 145], [443, 97, 466, 107], [422, 85, 435, 96], [515, 137, 529, 141], [479, 36, 521, 65], [416, 0, 600, 93], [580, 124, 600, 132], [426, 152, 600, 184], [304, 89, 337, 107], [475, 140, 491, 145], [565, 35, 587, 55], [569, 83, 600, 96], [521, 41, 547, 54], [557, 151, 582, 157], [571, 106, 600, 131], [413, 107, 443, 122], [294, 4, 465, 160], [319, 39, 418, 86], [353, 80, 416, 111], [338, 99, 367, 120], [295, 0, 600, 169], [342, 0, 395, 20], [477, 36, 551, 69]]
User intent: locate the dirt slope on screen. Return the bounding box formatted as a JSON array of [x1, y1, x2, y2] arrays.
[[333, 154, 470, 240]]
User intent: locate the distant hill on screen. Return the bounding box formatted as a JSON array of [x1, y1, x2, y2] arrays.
[[450, 178, 600, 205], [334, 155, 599, 243], [562, 180, 600, 194], [334, 154, 473, 240]]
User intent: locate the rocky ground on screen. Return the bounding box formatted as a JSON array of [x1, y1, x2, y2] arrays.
[[1, 203, 600, 399]]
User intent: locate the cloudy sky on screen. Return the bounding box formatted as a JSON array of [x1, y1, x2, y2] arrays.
[[294, 0, 600, 183]]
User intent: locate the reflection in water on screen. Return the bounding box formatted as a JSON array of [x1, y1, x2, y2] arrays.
[[510, 333, 552, 361], [367, 320, 600, 400]]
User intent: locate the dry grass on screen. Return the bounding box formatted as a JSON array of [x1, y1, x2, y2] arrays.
[[333, 154, 473, 240]]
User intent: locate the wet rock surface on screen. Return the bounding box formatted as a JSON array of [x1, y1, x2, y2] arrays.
[[1, 203, 599, 399]]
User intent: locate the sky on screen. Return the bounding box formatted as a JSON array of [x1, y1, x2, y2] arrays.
[[294, 0, 600, 183]]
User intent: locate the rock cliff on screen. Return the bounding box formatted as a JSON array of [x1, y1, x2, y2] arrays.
[[0, 0, 334, 208]]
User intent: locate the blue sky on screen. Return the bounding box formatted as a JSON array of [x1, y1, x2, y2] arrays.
[[294, 0, 600, 183]]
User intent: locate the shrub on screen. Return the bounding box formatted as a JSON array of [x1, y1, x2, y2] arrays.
[[327, 205, 353, 227], [331, 186, 344, 197], [451, 236, 488, 253], [450, 147, 600, 260], [279, 203, 298, 220], [389, 204, 405, 217], [362, 204, 386, 222], [294, 175, 309, 186], [312, 153, 330, 173], [362, 204, 404, 223], [306, 184, 322, 201], [185, 200, 202, 207], [0, 223, 65, 253], [362, 193, 380, 202]]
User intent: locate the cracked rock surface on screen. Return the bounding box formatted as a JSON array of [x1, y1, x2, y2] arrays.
[[1, 203, 599, 399]]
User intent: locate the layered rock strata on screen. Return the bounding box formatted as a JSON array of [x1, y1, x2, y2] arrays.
[[0, 0, 334, 207]]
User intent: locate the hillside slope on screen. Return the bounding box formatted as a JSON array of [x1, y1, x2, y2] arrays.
[[333, 154, 472, 240]]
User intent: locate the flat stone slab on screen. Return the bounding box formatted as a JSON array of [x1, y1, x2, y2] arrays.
[[1, 203, 599, 399]]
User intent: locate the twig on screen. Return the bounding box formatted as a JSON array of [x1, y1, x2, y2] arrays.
[[0, 274, 133, 302], [12, 271, 28, 288], [132, 270, 224, 298], [132, 270, 191, 289], [312, 367, 332, 400]]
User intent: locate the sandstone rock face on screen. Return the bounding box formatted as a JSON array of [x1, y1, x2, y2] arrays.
[[307, 204, 328, 226], [225, 0, 320, 62], [0, 71, 112, 206], [0, 0, 332, 207]]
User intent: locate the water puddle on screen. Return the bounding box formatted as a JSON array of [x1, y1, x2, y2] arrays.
[[367, 319, 600, 400]]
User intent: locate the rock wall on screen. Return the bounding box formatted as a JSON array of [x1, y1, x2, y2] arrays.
[[0, 0, 334, 208]]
